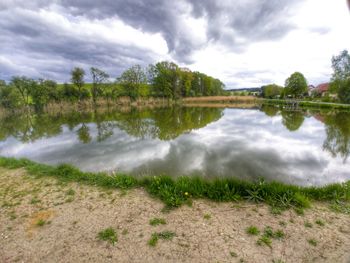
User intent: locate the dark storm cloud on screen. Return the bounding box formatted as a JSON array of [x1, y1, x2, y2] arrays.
[[0, 0, 302, 81], [60, 0, 302, 59]]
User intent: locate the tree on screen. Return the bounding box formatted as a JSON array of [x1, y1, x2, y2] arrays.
[[0, 81, 22, 109], [10, 76, 35, 106], [330, 50, 350, 103], [117, 65, 149, 99], [261, 84, 283, 98], [71, 67, 85, 101], [285, 72, 308, 98], [90, 67, 109, 104]]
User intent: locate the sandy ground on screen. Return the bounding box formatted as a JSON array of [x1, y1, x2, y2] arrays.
[[1, 168, 350, 263]]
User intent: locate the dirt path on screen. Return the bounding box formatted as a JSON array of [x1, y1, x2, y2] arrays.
[[1, 168, 350, 263]]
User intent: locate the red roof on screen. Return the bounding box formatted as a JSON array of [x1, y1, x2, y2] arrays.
[[315, 83, 329, 93]]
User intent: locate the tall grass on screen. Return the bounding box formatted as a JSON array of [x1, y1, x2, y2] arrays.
[[0, 157, 349, 209]]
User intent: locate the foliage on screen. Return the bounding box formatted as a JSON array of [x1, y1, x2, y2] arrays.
[[0, 157, 349, 210], [261, 84, 283, 99], [71, 67, 86, 101], [330, 50, 350, 102], [90, 67, 109, 104], [97, 227, 118, 244], [0, 61, 225, 110], [285, 72, 308, 98]]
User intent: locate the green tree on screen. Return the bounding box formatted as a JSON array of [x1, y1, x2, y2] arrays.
[[150, 61, 181, 99], [0, 81, 22, 109], [71, 67, 86, 101], [330, 50, 350, 103], [261, 84, 283, 98], [10, 76, 35, 106], [90, 67, 109, 104], [281, 111, 305, 131], [117, 65, 149, 99], [285, 72, 308, 98]]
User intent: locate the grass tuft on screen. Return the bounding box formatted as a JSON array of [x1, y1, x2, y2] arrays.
[[97, 228, 118, 245], [246, 226, 260, 236], [149, 218, 166, 226], [148, 231, 176, 247]]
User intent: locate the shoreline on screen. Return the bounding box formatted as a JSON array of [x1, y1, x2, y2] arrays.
[[1, 166, 349, 262], [1, 157, 349, 211]]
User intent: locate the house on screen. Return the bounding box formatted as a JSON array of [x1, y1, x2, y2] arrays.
[[313, 83, 330, 97]]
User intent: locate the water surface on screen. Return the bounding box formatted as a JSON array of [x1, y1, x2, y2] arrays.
[[0, 105, 349, 186]]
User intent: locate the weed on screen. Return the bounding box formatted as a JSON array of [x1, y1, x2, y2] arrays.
[[315, 219, 325, 226], [308, 239, 318, 246], [149, 218, 166, 226], [97, 228, 118, 245], [30, 197, 41, 204], [66, 188, 75, 196], [230, 251, 238, 257], [122, 229, 128, 235], [257, 235, 272, 248], [36, 219, 46, 226], [304, 221, 313, 228], [203, 214, 211, 220], [148, 231, 176, 247], [294, 207, 304, 215], [246, 226, 260, 236], [274, 230, 285, 239], [279, 221, 286, 227]]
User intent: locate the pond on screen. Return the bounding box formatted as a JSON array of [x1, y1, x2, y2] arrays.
[[0, 105, 349, 186]]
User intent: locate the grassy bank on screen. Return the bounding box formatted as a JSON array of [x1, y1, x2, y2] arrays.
[[1, 157, 349, 211], [263, 99, 350, 110]]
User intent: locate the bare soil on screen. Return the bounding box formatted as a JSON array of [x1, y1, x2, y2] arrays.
[[1, 168, 349, 263]]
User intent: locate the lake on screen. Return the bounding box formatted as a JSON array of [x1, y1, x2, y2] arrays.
[[0, 105, 349, 186]]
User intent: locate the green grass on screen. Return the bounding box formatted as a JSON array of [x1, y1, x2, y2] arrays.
[[203, 214, 211, 220], [149, 218, 166, 226], [148, 231, 176, 247], [0, 157, 349, 209], [308, 238, 318, 246], [246, 226, 260, 236], [97, 228, 118, 245], [315, 219, 325, 226], [304, 221, 313, 228], [257, 235, 272, 248], [36, 219, 46, 227]]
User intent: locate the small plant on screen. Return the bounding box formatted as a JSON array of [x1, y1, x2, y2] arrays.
[[304, 221, 313, 228], [315, 219, 325, 226], [122, 229, 128, 235], [148, 231, 176, 247], [294, 207, 304, 215], [203, 214, 211, 220], [279, 221, 286, 227], [30, 197, 41, 204], [230, 251, 238, 257], [66, 188, 75, 196], [36, 219, 46, 226], [270, 206, 283, 215], [149, 218, 166, 226], [274, 230, 285, 239], [97, 227, 117, 245], [308, 238, 317, 246], [263, 226, 274, 238], [257, 235, 272, 248], [246, 226, 260, 236]]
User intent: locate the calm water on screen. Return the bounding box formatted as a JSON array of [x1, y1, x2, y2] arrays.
[[0, 105, 349, 186]]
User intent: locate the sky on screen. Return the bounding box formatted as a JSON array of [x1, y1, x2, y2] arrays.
[[0, 0, 349, 88]]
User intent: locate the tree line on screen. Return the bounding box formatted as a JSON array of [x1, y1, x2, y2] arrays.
[[0, 61, 225, 110], [261, 50, 350, 104]]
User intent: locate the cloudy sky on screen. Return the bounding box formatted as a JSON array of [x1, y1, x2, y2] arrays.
[[0, 0, 349, 88]]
